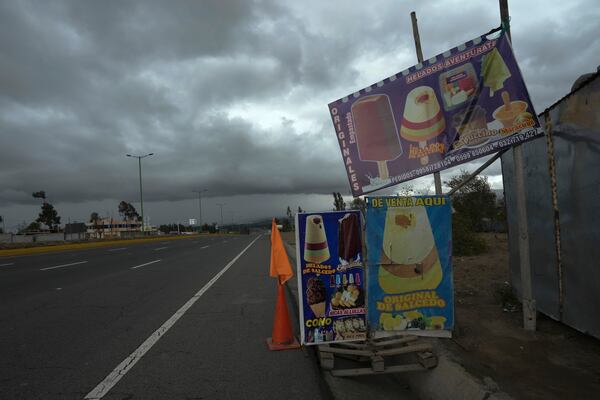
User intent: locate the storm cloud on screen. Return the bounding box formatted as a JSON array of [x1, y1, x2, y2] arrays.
[[1, 0, 598, 225]]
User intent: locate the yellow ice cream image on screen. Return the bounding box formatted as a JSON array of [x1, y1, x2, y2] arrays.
[[481, 48, 511, 97], [378, 206, 442, 293]]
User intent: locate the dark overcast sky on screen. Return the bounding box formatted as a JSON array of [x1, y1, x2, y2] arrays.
[[1, 0, 598, 229]]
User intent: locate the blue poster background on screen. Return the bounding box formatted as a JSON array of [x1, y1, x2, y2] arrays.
[[365, 196, 454, 336], [296, 211, 367, 345]]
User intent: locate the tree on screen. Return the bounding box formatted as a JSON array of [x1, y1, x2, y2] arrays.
[[26, 221, 41, 232], [0, 215, 3, 234], [350, 197, 366, 210], [36, 202, 61, 231], [118, 201, 140, 221], [32, 191, 46, 200], [297, 206, 304, 213], [333, 192, 346, 211], [283, 206, 293, 232], [446, 171, 497, 231], [446, 171, 497, 255], [89, 212, 100, 224]]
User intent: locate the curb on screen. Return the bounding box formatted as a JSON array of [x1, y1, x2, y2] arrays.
[[0, 233, 238, 257], [282, 240, 512, 400]]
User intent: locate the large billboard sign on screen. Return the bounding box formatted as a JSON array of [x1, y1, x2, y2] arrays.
[[329, 30, 543, 196]]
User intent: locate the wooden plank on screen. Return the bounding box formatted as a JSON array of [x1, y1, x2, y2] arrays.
[[330, 363, 426, 377], [376, 342, 432, 357], [417, 351, 438, 369], [319, 347, 372, 357], [319, 351, 335, 370], [371, 356, 385, 372], [372, 336, 419, 347]]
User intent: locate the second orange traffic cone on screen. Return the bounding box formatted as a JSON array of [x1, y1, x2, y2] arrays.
[[266, 282, 300, 351]]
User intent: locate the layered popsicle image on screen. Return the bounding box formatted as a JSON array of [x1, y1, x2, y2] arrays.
[[304, 215, 330, 263], [351, 94, 403, 180], [338, 213, 361, 263], [378, 205, 442, 293], [400, 86, 446, 165]]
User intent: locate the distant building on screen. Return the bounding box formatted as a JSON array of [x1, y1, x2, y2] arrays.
[[86, 218, 147, 238]]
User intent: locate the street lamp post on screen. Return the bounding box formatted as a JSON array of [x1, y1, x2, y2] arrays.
[[192, 189, 208, 232], [126, 153, 154, 235], [216, 203, 226, 231]]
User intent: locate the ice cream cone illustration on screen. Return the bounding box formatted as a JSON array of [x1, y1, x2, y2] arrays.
[[493, 91, 529, 130], [482, 48, 511, 97], [352, 95, 403, 180], [378, 205, 442, 293], [304, 215, 330, 263], [400, 86, 446, 165], [306, 277, 326, 317]]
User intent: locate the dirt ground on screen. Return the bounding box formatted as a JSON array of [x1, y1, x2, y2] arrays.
[[284, 230, 600, 399], [451, 233, 600, 399]]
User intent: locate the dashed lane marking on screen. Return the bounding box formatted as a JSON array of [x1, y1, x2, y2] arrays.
[[130, 260, 161, 270], [40, 261, 88, 271]]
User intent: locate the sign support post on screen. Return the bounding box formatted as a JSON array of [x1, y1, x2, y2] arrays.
[[410, 11, 443, 195], [500, 0, 536, 331]]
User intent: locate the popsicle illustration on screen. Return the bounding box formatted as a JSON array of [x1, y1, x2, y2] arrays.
[[351, 94, 403, 180], [481, 48, 511, 97], [400, 86, 446, 165], [338, 213, 361, 262], [304, 215, 330, 263]]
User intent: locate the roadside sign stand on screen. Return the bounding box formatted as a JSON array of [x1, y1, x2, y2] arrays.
[[317, 335, 437, 376]]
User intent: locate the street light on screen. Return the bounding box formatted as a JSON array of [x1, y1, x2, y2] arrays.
[[126, 153, 154, 234], [216, 203, 226, 230], [192, 189, 208, 232]]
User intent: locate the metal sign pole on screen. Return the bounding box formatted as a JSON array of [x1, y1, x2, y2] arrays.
[[500, 0, 536, 331], [410, 12, 443, 196]]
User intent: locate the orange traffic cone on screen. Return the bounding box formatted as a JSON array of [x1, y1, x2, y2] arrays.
[[266, 282, 300, 351]]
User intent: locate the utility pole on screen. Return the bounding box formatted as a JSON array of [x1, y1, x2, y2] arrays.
[[499, 0, 535, 331], [126, 153, 154, 235], [410, 11, 443, 195], [192, 189, 208, 232], [216, 203, 226, 230]]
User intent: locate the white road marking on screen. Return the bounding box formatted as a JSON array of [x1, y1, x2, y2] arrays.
[[130, 259, 161, 270], [154, 247, 168, 251], [0, 262, 15, 267], [56, 288, 62, 291], [108, 248, 127, 252], [40, 261, 88, 271], [85, 235, 261, 399], [200, 245, 209, 249]]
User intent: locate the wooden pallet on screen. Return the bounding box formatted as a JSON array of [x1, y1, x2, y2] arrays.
[[317, 334, 437, 376]]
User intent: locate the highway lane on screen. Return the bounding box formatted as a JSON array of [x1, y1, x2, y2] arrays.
[[0, 236, 240, 303], [0, 234, 290, 399], [100, 234, 324, 400]]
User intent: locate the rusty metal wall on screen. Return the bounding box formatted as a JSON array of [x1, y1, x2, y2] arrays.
[[503, 75, 600, 338]]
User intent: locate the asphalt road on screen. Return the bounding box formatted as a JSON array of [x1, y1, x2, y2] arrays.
[[0, 235, 325, 399]]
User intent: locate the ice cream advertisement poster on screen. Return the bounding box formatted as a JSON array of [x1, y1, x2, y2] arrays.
[[365, 196, 453, 338], [328, 30, 544, 197], [295, 211, 367, 345]]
